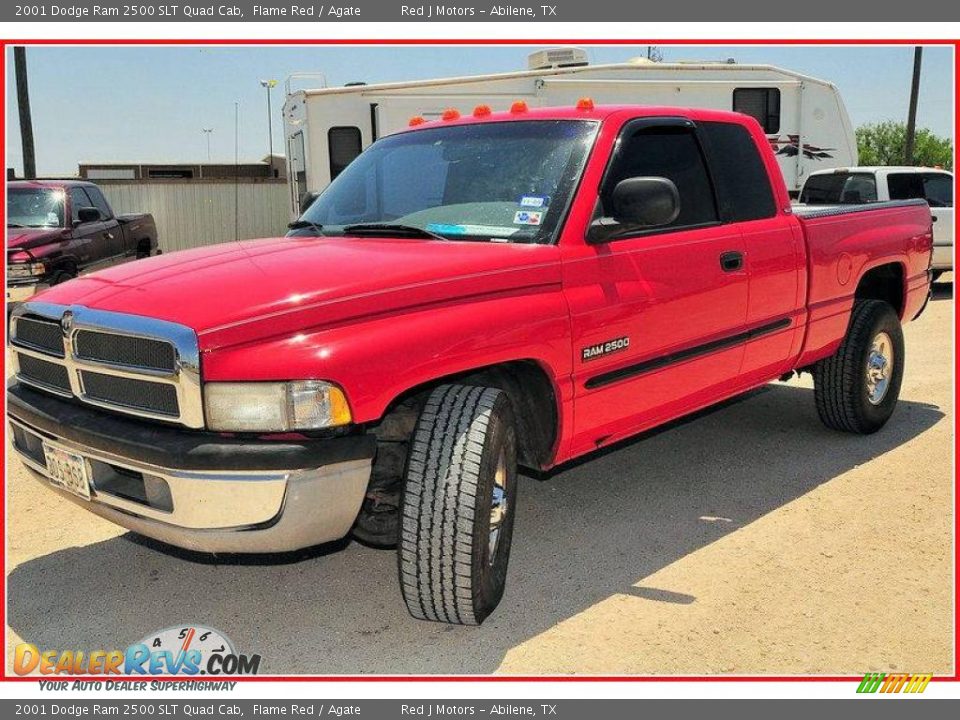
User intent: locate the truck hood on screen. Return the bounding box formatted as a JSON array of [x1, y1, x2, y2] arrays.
[[7, 227, 68, 254], [32, 236, 562, 350]]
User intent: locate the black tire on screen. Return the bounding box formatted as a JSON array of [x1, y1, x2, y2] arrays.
[[398, 384, 518, 625], [50, 270, 75, 285], [813, 299, 904, 434]]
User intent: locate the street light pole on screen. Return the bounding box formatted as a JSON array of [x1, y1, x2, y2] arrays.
[[202, 128, 213, 162], [259, 79, 277, 177]]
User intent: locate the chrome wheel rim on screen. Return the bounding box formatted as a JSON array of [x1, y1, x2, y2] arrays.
[[488, 449, 508, 563], [866, 331, 894, 405]]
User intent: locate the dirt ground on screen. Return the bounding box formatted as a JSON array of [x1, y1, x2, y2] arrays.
[[5, 283, 954, 676]]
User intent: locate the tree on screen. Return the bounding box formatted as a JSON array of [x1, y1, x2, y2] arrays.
[[856, 122, 953, 170]]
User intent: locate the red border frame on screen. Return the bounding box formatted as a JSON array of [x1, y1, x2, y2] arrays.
[[0, 36, 956, 684]]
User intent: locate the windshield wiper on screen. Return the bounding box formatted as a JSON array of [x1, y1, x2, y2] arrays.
[[287, 219, 326, 236], [7, 223, 25, 228], [342, 223, 449, 241]]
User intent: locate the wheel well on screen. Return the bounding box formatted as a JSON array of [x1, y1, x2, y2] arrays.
[[855, 263, 905, 317], [376, 361, 559, 470]]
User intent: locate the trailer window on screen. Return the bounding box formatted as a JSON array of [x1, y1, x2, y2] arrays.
[[328, 126, 362, 180], [701, 121, 776, 221], [733, 88, 781, 134]]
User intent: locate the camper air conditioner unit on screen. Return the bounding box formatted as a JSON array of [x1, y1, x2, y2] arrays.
[[527, 48, 589, 70]]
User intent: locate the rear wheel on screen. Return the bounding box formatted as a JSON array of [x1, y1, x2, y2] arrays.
[[398, 384, 518, 625], [813, 299, 904, 434]]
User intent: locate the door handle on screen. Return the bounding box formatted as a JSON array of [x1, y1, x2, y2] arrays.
[[104, 232, 115, 240], [720, 251, 744, 272]]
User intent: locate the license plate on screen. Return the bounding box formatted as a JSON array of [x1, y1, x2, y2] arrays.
[[42, 444, 91, 500]]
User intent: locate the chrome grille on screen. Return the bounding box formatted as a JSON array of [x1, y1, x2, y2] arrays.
[[9, 302, 203, 428], [74, 330, 177, 372], [81, 371, 180, 416], [17, 355, 72, 394], [12, 316, 64, 356]]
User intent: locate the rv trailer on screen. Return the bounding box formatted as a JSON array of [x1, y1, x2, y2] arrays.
[[282, 48, 857, 215]]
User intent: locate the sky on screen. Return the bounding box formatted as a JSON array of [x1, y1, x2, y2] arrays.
[[4, 45, 954, 177]]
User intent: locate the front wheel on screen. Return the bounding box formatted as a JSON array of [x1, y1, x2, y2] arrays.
[[398, 384, 518, 625], [813, 299, 904, 434]]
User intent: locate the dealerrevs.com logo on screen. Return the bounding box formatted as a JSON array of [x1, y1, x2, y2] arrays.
[[14, 625, 261, 676], [857, 673, 932, 694]]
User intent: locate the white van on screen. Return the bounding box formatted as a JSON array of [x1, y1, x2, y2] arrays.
[[799, 166, 954, 278], [283, 48, 857, 215]]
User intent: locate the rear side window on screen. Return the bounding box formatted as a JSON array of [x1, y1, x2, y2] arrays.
[[889, 172, 953, 208], [701, 121, 776, 221], [733, 88, 781, 134], [328, 126, 362, 180], [800, 173, 878, 204], [602, 125, 718, 231]]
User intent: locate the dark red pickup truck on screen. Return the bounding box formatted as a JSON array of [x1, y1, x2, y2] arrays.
[[7, 180, 158, 304], [7, 104, 932, 625]]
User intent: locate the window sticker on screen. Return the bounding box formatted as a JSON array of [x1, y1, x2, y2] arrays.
[[518, 195, 550, 208], [426, 223, 520, 237], [513, 211, 543, 226]]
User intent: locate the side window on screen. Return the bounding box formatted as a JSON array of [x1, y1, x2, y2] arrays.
[[69, 188, 97, 223], [733, 88, 781, 134], [887, 173, 926, 201], [84, 186, 113, 219], [701, 121, 776, 221], [799, 173, 876, 204], [328, 126, 362, 181], [921, 174, 953, 208], [601, 125, 718, 231]]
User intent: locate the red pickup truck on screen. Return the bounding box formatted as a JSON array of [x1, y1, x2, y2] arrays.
[[7, 104, 933, 626]]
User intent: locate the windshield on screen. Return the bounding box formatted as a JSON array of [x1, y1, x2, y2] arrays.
[[294, 120, 598, 243], [7, 188, 66, 228]]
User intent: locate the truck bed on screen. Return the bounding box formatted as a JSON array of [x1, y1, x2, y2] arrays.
[[794, 199, 933, 367]]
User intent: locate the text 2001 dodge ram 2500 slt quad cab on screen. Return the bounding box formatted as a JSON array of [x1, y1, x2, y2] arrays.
[[7, 104, 933, 625]]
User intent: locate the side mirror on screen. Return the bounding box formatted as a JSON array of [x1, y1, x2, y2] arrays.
[[589, 176, 680, 242], [611, 176, 680, 227], [76, 206, 101, 224], [299, 191, 320, 213]]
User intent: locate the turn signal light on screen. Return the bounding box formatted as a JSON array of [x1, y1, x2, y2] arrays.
[[510, 100, 529, 114], [408, 116, 426, 126], [473, 104, 492, 117], [576, 97, 595, 111], [441, 108, 461, 121]]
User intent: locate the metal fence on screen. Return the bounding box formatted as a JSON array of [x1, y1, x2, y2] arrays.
[[98, 181, 290, 254]]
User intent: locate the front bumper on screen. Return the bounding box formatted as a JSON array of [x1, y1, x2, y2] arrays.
[[6, 282, 48, 305], [7, 383, 375, 554]]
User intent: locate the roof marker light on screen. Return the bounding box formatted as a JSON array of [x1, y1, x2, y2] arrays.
[[473, 104, 492, 117], [576, 97, 595, 111], [408, 116, 426, 127], [441, 108, 461, 121], [510, 100, 529, 114]]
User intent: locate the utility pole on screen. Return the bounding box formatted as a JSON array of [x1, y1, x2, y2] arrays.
[[202, 128, 213, 162], [904, 46, 923, 165], [234, 102, 240, 242], [14, 47, 37, 179], [259, 79, 277, 177]]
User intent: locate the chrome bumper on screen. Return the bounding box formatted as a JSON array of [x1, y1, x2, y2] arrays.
[[6, 282, 48, 304], [8, 415, 373, 554]]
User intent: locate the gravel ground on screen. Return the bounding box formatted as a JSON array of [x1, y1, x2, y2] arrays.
[[5, 283, 954, 676]]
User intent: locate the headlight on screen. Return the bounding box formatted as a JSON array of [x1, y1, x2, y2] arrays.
[[7, 262, 45, 279], [205, 381, 352, 432]]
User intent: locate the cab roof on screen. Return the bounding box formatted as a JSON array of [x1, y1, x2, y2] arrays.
[[398, 104, 757, 133]]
